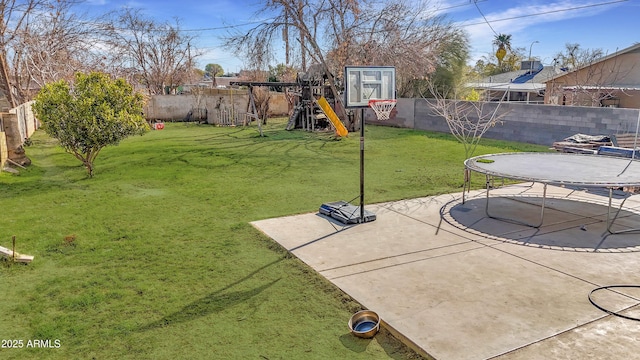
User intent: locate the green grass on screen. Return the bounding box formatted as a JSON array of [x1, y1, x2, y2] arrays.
[[0, 119, 549, 359]]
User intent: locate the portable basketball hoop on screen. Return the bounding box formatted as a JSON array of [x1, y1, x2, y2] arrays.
[[317, 66, 396, 223], [368, 99, 397, 121]]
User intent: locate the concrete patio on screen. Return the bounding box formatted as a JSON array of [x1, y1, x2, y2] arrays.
[[251, 183, 640, 360]]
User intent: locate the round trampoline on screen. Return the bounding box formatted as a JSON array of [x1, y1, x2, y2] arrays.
[[465, 152, 640, 188], [463, 152, 640, 233]]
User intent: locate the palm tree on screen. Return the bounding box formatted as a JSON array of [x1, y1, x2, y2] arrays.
[[493, 33, 512, 65]]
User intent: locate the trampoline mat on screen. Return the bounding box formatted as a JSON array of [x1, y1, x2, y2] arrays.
[[465, 152, 640, 187]]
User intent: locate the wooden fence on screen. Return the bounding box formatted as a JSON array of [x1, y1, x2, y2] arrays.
[[212, 109, 258, 126]]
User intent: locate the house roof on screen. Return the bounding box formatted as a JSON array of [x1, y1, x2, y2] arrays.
[[470, 82, 546, 92], [562, 85, 640, 91], [482, 65, 565, 84], [544, 42, 640, 83], [469, 65, 565, 92], [470, 43, 640, 91]]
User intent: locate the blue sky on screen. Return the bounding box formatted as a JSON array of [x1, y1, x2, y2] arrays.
[[447, 0, 637, 66], [80, 0, 638, 73]]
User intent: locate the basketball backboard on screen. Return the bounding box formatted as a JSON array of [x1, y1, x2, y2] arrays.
[[344, 66, 396, 108]]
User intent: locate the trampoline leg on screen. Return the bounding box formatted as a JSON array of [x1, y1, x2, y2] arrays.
[[538, 183, 547, 227], [462, 168, 471, 204], [484, 175, 491, 212], [485, 178, 546, 228], [606, 188, 640, 234]]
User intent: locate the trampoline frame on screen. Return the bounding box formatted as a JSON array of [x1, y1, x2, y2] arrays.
[[463, 152, 640, 234]]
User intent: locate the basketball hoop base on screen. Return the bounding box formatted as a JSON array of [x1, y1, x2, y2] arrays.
[[319, 201, 376, 224]]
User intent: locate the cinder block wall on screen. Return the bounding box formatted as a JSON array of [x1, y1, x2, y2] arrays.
[[380, 99, 639, 146], [147, 95, 639, 146], [145, 92, 290, 122]]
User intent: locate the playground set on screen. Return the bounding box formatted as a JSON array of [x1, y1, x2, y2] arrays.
[[230, 66, 347, 136], [230, 65, 395, 140], [284, 66, 348, 136]]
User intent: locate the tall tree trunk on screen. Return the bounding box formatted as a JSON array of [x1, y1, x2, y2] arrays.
[[2, 112, 31, 167], [0, 52, 15, 109]]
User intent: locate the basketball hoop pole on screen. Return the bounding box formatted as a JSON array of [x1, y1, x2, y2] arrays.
[[360, 108, 365, 222]]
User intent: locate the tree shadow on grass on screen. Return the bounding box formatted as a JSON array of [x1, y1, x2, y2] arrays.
[[339, 333, 370, 353], [339, 328, 429, 359], [138, 258, 283, 332]]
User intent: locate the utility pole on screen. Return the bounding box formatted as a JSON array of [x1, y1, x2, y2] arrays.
[[284, 12, 290, 65]]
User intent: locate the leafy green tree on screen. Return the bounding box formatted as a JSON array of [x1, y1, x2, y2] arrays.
[[473, 46, 525, 77], [465, 89, 481, 101], [193, 68, 205, 78], [472, 58, 498, 77], [32, 72, 149, 177], [501, 49, 525, 72], [268, 63, 296, 82], [204, 63, 224, 78], [429, 30, 470, 98]]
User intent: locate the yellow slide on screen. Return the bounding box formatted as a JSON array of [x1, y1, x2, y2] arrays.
[[316, 96, 348, 137]]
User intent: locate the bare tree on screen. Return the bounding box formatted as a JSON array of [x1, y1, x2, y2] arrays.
[[553, 43, 604, 71], [103, 8, 200, 95], [10, 0, 100, 101], [227, 0, 462, 128], [427, 82, 508, 160], [424, 80, 509, 199], [327, 0, 460, 98], [0, 0, 56, 167], [252, 86, 271, 124], [0, 0, 44, 107], [227, 0, 341, 97]]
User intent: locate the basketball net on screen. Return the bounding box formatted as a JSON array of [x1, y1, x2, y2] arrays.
[[368, 99, 397, 121]]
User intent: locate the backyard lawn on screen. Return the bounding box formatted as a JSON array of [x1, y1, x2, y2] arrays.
[[0, 119, 548, 359]]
